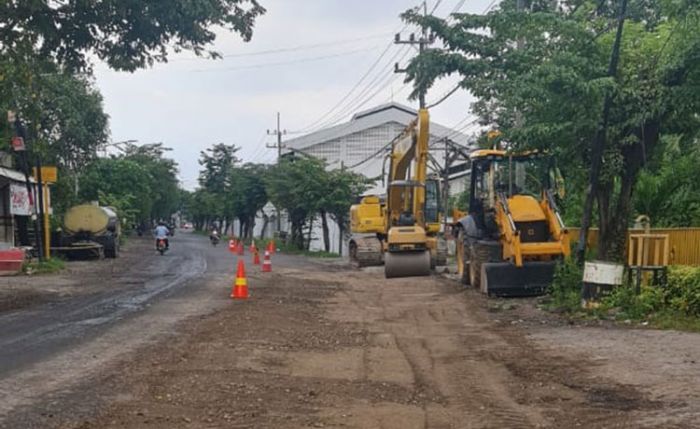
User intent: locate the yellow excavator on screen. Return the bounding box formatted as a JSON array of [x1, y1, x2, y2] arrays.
[[453, 150, 570, 296], [349, 109, 445, 278]]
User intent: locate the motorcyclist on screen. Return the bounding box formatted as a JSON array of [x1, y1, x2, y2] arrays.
[[209, 225, 220, 242], [153, 221, 170, 250]]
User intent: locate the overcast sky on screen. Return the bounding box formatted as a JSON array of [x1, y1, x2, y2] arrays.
[[93, 0, 494, 189]]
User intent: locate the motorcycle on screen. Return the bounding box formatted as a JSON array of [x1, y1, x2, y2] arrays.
[[210, 232, 220, 247], [157, 238, 168, 255]]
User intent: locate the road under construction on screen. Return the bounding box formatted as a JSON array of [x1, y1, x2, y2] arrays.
[[0, 231, 698, 429]]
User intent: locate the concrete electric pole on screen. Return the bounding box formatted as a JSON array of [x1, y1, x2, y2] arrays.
[[266, 112, 287, 162], [393, 1, 433, 109]]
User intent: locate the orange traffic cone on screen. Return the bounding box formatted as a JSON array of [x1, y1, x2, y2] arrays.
[[249, 242, 256, 253], [253, 247, 260, 265], [228, 240, 236, 253], [237, 241, 244, 256], [231, 259, 249, 299], [262, 250, 272, 272]]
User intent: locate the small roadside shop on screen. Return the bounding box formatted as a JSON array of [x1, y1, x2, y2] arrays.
[[0, 166, 51, 272]]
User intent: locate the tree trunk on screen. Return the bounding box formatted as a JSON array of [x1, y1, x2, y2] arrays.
[[306, 217, 314, 251], [260, 213, 269, 239], [576, 0, 628, 264], [320, 210, 330, 253], [246, 216, 255, 239], [291, 218, 304, 249], [337, 224, 344, 256], [597, 120, 660, 262]]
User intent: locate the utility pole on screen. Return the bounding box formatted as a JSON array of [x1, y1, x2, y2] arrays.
[[266, 112, 287, 234], [576, 0, 629, 264], [266, 112, 287, 162], [394, 1, 433, 109]]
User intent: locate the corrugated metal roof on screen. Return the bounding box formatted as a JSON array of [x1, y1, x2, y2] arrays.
[[285, 102, 473, 151]]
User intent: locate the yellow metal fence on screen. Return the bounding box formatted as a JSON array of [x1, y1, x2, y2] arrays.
[[568, 228, 700, 266]]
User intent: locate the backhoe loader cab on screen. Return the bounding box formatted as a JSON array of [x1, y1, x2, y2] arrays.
[[456, 150, 570, 296]]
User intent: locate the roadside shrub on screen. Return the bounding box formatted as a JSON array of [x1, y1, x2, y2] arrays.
[[602, 284, 664, 320], [546, 257, 582, 311], [665, 266, 700, 316]]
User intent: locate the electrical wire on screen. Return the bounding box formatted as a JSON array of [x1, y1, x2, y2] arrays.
[[483, 0, 499, 13], [430, 0, 444, 14], [426, 83, 462, 108], [295, 42, 396, 132], [294, 2, 424, 133], [170, 33, 393, 62], [191, 46, 379, 73], [310, 46, 411, 130], [451, 0, 467, 14]]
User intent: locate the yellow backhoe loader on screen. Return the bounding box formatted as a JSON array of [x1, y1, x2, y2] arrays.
[[349, 109, 446, 278], [454, 150, 570, 296]]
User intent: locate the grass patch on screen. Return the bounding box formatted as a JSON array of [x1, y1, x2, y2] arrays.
[[273, 241, 340, 258], [23, 258, 65, 275]]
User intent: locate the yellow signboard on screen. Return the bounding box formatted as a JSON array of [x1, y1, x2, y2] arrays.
[[32, 166, 58, 183]]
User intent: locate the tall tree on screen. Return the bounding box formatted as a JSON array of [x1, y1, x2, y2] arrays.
[[265, 157, 327, 249], [0, 0, 266, 72], [228, 163, 269, 239], [401, 0, 700, 261], [321, 169, 370, 254]]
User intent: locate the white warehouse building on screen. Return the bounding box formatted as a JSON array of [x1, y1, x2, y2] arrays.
[[254, 103, 474, 254]]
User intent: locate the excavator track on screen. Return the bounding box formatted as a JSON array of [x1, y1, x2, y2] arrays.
[[349, 236, 383, 267]]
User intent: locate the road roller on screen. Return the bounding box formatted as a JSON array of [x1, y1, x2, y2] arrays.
[[348, 108, 446, 278]]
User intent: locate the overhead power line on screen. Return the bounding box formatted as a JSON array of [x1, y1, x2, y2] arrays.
[[191, 46, 379, 73], [296, 42, 396, 132], [430, 0, 444, 14], [172, 33, 392, 61], [451, 0, 467, 14], [426, 83, 462, 108], [307, 46, 411, 131], [294, 2, 423, 133]]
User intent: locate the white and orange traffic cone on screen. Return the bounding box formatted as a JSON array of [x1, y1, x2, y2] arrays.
[[262, 250, 272, 273]]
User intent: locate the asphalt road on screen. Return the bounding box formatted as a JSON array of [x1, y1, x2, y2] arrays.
[[0, 230, 257, 425]]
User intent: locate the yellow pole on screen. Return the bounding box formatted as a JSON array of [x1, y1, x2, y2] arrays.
[[43, 185, 50, 259]]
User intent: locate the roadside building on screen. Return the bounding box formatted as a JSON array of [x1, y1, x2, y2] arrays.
[[253, 103, 474, 254], [0, 157, 49, 250]]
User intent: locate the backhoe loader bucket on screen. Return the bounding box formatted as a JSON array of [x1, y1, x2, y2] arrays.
[[480, 261, 557, 297]]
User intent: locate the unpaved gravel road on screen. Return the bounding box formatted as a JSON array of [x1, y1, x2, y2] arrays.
[[1, 235, 699, 428]]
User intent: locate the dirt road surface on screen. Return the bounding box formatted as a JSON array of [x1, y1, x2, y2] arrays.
[[1, 233, 698, 428]]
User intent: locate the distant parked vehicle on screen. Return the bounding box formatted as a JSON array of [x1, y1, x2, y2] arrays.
[[58, 204, 120, 258]]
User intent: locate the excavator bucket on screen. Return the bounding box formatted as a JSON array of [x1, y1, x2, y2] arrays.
[[481, 261, 557, 297]]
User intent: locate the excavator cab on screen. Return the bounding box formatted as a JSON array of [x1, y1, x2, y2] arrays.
[[348, 109, 446, 277], [456, 150, 569, 296]]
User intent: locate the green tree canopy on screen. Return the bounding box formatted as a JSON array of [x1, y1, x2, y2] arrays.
[[0, 0, 266, 71], [266, 157, 327, 248], [402, 0, 700, 260]]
